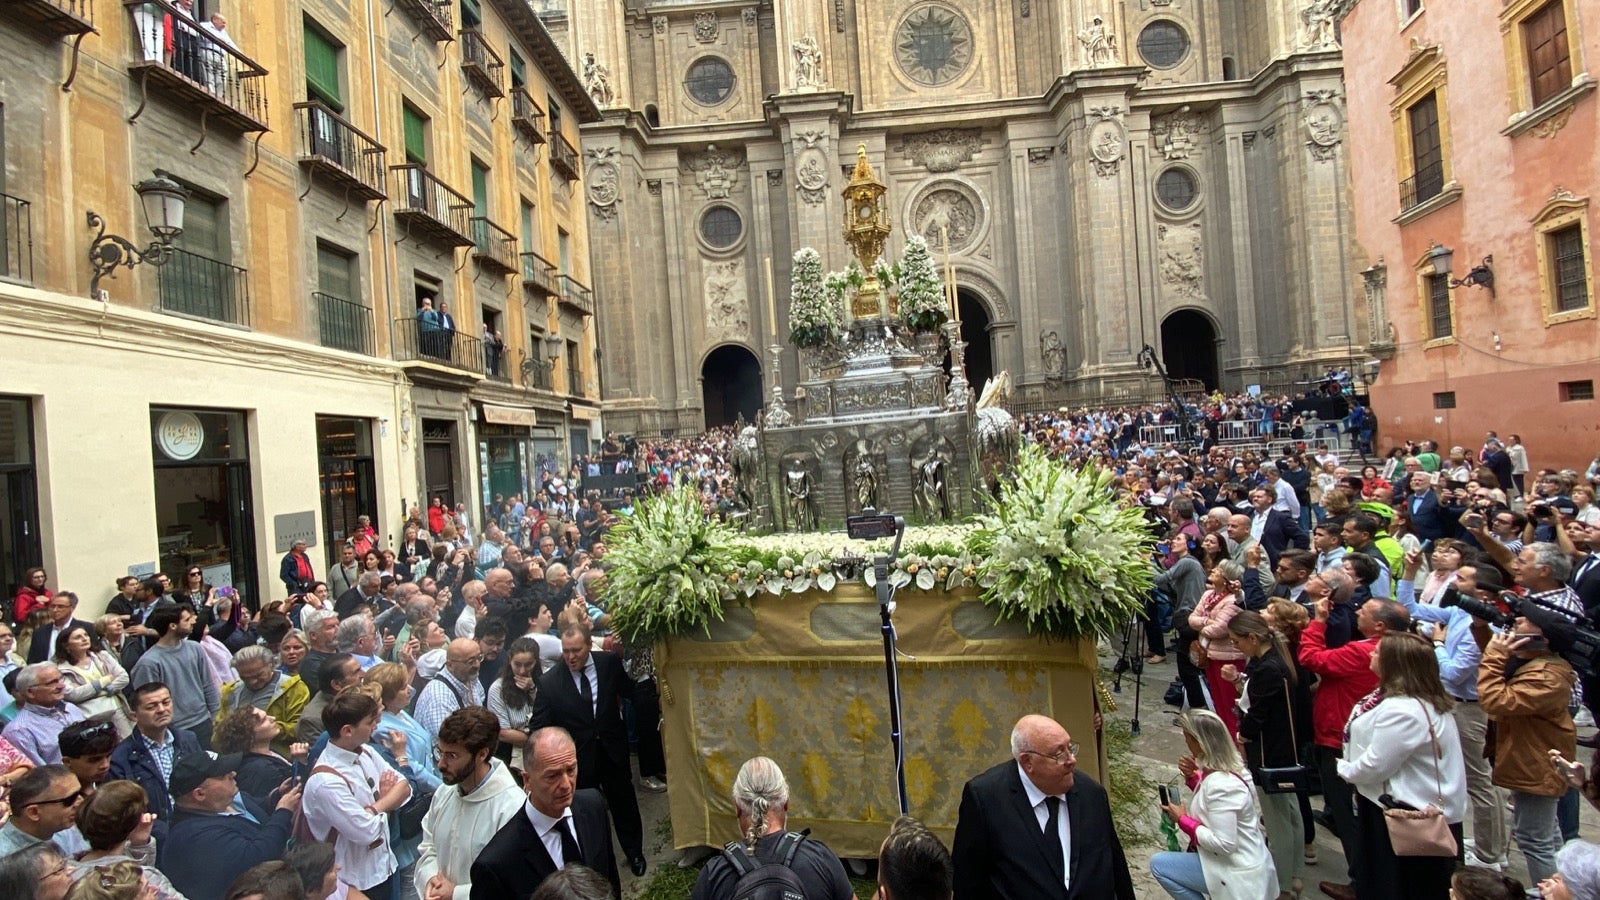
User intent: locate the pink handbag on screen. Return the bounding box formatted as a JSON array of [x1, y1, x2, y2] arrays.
[[1381, 702, 1458, 857]]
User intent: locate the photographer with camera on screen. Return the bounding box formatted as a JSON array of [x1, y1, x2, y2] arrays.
[[1478, 608, 1579, 888]]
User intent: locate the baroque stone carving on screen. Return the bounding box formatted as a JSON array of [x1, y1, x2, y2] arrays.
[[1040, 330, 1066, 380], [682, 145, 742, 200], [1028, 147, 1055, 165], [1158, 222, 1206, 300], [1533, 106, 1575, 139], [795, 129, 827, 149], [835, 0, 846, 32], [742, 8, 757, 27], [894, 5, 974, 87], [1152, 106, 1203, 160], [796, 148, 828, 205], [652, 16, 666, 35], [1299, 0, 1338, 51], [703, 258, 749, 340], [896, 128, 982, 173], [766, 169, 783, 186], [1077, 14, 1119, 68], [586, 147, 621, 220], [582, 53, 614, 108], [645, 179, 662, 196], [1020, 0, 1031, 17], [913, 184, 981, 251], [792, 34, 823, 89], [1361, 259, 1392, 348], [1302, 90, 1343, 162], [694, 11, 718, 43], [1087, 106, 1125, 177]]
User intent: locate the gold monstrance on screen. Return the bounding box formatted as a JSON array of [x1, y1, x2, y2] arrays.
[[842, 144, 892, 320]]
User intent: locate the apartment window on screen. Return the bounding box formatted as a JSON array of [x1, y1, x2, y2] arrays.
[[317, 243, 356, 300], [316, 243, 368, 354], [1390, 43, 1454, 220], [162, 188, 247, 325], [509, 48, 526, 89], [304, 21, 344, 110], [402, 104, 429, 166], [1523, 1, 1573, 108], [1560, 380, 1596, 401], [1425, 273, 1453, 340], [1533, 193, 1595, 323], [1432, 392, 1456, 409], [471, 160, 490, 218], [1405, 93, 1444, 208], [566, 338, 581, 393], [548, 96, 563, 134], [1401, 0, 1423, 19], [520, 199, 536, 253], [460, 0, 481, 29], [1551, 223, 1589, 311], [557, 228, 570, 273]]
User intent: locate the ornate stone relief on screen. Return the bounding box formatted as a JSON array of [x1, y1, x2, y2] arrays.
[[1151, 106, 1204, 160], [912, 182, 982, 251], [834, 0, 846, 32], [645, 179, 662, 196], [1021, 0, 1031, 17], [1361, 259, 1392, 348], [652, 16, 666, 35], [1302, 89, 1343, 162], [1158, 222, 1206, 300], [1040, 330, 1066, 381], [1077, 14, 1120, 68], [1298, 0, 1338, 51], [792, 35, 824, 90], [682, 146, 743, 200], [794, 130, 829, 206], [896, 129, 983, 173], [1533, 106, 1576, 139], [586, 147, 621, 221], [1028, 147, 1055, 165], [703, 258, 749, 341], [766, 169, 783, 186], [1087, 106, 1125, 177], [695, 11, 719, 43], [742, 8, 757, 27]]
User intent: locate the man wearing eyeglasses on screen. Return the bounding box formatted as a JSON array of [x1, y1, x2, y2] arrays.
[[3, 663, 86, 765], [416, 638, 487, 742], [952, 714, 1134, 900], [0, 764, 84, 855], [414, 707, 524, 900]]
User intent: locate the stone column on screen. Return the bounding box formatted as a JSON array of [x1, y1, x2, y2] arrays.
[[772, 92, 854, 272]]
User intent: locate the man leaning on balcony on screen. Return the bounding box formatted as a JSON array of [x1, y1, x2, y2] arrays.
[[418, 295, 442, 360]]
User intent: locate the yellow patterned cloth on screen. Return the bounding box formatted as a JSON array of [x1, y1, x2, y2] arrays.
[[659, 585, 1099, 857]]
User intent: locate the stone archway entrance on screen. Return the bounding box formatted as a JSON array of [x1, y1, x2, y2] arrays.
[[1160, 309, 1220, 390], [701, 345, 762, 428], [953, 288, 994, 393]]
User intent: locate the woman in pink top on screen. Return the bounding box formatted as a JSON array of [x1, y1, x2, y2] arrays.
[[1189, 559, 1246, 738]]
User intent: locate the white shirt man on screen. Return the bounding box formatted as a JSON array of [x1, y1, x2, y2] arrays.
[[302, 692, 410, 895]]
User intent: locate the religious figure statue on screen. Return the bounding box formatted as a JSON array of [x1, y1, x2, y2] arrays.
[[582, 53, 614, 107], [1040, 331, 1066, 380], [792, 34, 823, 89], [731, 426, 760, 513], [1300, 0, 1338, 50], [1077, 16, 1119, 68], [913, 454, 951, 523], [784, 459, 817, 531], [853, 455, 879, 511]]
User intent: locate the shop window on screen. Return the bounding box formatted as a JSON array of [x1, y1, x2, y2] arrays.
[[1532, 191, 1596, 324], [1560, 380, 1595, 401], [0, 396, 42, 599], [1389, 43, 1457, 221], [316, 415, 377, 571], [150, 407, 258, 609]]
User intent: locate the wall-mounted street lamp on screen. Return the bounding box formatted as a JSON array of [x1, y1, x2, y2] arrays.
[[544, 331, 564, 361], [87, 170, 189, 300], [1426, 243, 1495, 299]]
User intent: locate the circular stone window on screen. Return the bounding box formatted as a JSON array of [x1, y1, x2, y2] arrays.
[[894, 4, 975, 87], [699, 206, 743, 250], [1138, 21, 1191, 69], [684, 57, 735, 106], [1155, 168, 1198, 212]]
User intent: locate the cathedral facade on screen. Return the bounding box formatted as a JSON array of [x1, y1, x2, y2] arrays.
[[541, 0, 1362, 434]]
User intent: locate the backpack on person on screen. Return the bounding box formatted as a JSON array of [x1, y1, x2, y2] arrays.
[[719, 830, 811, 900]]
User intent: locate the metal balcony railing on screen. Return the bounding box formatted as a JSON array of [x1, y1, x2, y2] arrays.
[[460, 28, 505, 98], [391, 164, 475, 248], [510, 88, 547, 145], [10, 0, 95, 37], [549, 131, 580, 181], [295, 101, 387, 200], [124, 0, 269, 132], [470, 217, 519, 276], [0, 193, 35, 285], [1399, 159, 1445, 211], [520, 251, 561, 298], [159, 248, 251, 326], [392, 0, 451, 41], [314, 291, 374, 355], [393, 316, 484, 375], [557, 274, 594, 315], [484, 341, 511, 383], [521, 352, 553, 390]]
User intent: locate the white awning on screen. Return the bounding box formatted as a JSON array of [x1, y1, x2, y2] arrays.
[[569, 403, 601, 422], [480, 404, 537, 427]]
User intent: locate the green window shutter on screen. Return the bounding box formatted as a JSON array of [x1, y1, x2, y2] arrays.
[[403, 106, 427, 165], [460, 0, 481, 27], [471, 162, 489, 216], [520, 201, 535, 253], [304, 26, 342, 110], [317, 245, 355, 300], [509, 49, 526, 88]]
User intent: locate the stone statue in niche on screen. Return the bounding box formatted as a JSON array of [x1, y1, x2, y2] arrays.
[[1152, 107, 1203, 161], [1158, 223, 1206, 301], [582, 53, 614, 107], [853, 454, 880, 511], [791, 34, 823, 89], [1077, 15, 1119, 68], [913, 452, 951, 522], [784, 458, 818, 531], [1040, 330, 1066, 381], [1300, 0, 1338, 50], [703, 260, 748, 338]]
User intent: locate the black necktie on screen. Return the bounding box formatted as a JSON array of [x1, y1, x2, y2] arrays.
[[555, 817, 582, 866], [1043, 796, 1065, 885], [578, 667, 593, 712]]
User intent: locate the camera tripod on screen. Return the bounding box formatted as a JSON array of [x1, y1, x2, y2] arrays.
[[1111, 613, 1147, 736]]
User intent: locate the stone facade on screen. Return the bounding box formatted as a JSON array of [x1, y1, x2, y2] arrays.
[[544, 0, 1362, 435]]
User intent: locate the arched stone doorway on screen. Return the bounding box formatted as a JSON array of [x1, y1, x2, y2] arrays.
[[1160, 309, 1220, 390], [953, 288, 994, 393], [701, 344, 763, 428]]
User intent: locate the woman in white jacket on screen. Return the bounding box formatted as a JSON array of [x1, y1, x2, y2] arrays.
[[1152, 709, 1278, 900], [1336, 632, 1467, 900]]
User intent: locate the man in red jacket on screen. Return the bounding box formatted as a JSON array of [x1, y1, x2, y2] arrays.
[[1299, 576, 1412, 900]]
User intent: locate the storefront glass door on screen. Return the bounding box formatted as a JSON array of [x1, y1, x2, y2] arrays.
[[316, 416, 378, 566], [0, 396, 41, 598], [150, 408, 258, 610]]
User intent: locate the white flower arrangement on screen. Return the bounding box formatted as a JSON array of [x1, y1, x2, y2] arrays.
[[788, 248, 843, 348], [894, 235, 947, 332]]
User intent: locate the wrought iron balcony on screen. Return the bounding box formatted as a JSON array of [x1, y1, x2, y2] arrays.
[[1399, 159, 1445, 211], [294, 102, 387, 201], [557, 274, 593, 315], [158, 248, 251, 327], [510, 88, 547, 145], [520, 351, 553, 390], [470, 216, 519, 276], [314, 291, 374, 355], [484, 342, 511, 383], [0, 193, 34, 285], [391, 164, 475, 248], [460, 29, 505, 99], [392, 0, 451, 41], [393, 315, 484, 376], [123, 0, 269, 134], [549, 132, 581, 181], [520, 251, 560, 299], [9, 0, 95, 37]]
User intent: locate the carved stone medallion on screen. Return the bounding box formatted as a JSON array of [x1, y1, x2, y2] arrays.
[[694, 11, 719, 43], [586, 147, 621, 221], [912, 182, 982, 251], [1302, 89, 1343, 162], [796, 147, 829, 206]]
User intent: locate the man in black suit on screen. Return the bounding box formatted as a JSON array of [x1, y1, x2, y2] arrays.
[[28, 591, 95, 664], [470, 727, 620, 900], [951, 714, 1134, 900], [1246, 487, 1310, 569], [529, 624, 646, 876]]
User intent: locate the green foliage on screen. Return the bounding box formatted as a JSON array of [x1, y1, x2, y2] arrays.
[[895, 235, 947, 332], [636, 864, 700, 900], [1103, 711, 1158, 851], [789, 248, 843, 348], [602, 485, 742, 644], [966, 442, 1156, 641]]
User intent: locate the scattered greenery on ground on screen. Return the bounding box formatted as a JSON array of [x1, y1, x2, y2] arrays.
[[635, 864, 698, 900], [1102, 694, 1159, 851]]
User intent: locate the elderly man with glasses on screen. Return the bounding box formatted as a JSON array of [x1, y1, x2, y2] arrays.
[[415, 638, 486, 742], [3, 663, 86, 765]]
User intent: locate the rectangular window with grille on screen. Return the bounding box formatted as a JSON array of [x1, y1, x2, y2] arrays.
[[1433, 392, 1456, 409], [1524, 1, 1572, 109], [1427, 273, 1453, 339], [1560, 380, 1594, 401], [1405, 93, 1444, 208], [1551, 222, 1590, 312]]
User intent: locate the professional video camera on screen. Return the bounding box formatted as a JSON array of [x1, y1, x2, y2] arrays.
[[1443, 587, 1600, 677]]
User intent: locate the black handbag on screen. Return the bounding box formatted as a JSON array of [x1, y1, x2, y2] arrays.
[[1252, 677, 1314, 794]]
